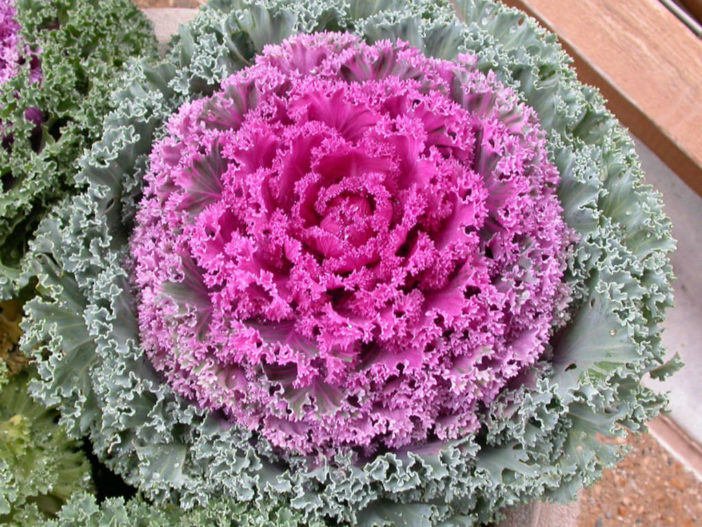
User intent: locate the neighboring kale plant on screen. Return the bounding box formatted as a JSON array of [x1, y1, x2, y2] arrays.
[[0, 363, 93, 526], [0, 0, 39, 86], [22, 0, 679, 525], [0, 0, 157, 295]]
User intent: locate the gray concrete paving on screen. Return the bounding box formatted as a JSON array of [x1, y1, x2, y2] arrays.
[[636, 138, 702, 445], [144, 8, 197, 55]]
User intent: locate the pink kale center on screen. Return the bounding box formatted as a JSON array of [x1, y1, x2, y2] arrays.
[[131, 33, 571, 456]]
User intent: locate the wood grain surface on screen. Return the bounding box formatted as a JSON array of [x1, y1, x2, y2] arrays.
[[502, 0, 702, 196]]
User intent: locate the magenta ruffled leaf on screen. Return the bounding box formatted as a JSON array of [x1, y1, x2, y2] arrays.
[[161, 256, 213, 341], [177, 148, 226, 214], [202, 80, 258, 131]]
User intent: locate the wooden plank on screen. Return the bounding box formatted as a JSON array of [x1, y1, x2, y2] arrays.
[[661, 0, 702, 36], [501, 0, 702, 196]]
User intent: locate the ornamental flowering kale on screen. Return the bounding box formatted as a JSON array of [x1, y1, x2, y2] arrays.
[[131, 33, 571, 456], [22, 1, 679, 525], [0, 0, 156, 296]]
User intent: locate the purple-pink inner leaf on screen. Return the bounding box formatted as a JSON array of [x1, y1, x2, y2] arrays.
[[131, 33, 572, 457]]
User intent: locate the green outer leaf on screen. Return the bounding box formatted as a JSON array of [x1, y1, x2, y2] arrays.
[[0, 0, 157, 297], [0, 366, 92, 526], [21, 0, 676, 525], [41, 491, 327, 527]]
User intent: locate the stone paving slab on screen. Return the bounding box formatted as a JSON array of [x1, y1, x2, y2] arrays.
[[634, 137, 702, 446], [143, 7, 197, 53]]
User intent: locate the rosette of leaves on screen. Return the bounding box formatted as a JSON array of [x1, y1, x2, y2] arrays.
[[0, 363, 93, 526], [0, 0, 157, 296], [22, 0, 680, 526]]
